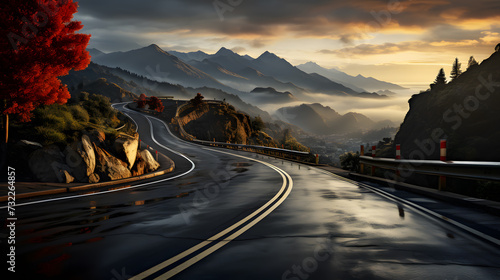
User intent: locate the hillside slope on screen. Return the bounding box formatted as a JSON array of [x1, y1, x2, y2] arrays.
[[394, 50, 500, 161], [61, 62, 271, 120], [178, 101, 309, 151]]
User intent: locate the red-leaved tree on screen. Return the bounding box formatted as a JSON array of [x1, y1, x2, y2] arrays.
[[136, 93, 147, 109], [147, 96, 164, 113], [0, 0, 91, 146]]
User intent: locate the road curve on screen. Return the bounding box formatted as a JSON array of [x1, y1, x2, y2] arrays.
[[4, 103, 500, 280]]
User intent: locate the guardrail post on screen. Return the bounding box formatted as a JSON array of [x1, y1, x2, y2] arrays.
[[439, 139, 447, 191], [371, 145, 376, 176], [396, 144, 401, 179], [315, 154, 319, 165], [360, 145, 364, 174]]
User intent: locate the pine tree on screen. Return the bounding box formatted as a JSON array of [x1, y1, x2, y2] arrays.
[[450, 58, 462, 81], [434, 68, 447, 85], [467, 56, 478, 69]]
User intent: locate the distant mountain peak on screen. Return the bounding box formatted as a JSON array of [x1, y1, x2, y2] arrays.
[[258, 51, 280, 60], [144, 44, 170, 55], [215, 47, 236, 56], [303, 61, 320, 67], [147, 44, 162, 50]]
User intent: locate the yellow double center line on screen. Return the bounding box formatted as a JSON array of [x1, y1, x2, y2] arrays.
[[130, 148, 294, 280]]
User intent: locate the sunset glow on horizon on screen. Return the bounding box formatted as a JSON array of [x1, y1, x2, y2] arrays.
[[76, 0, 500, 87]]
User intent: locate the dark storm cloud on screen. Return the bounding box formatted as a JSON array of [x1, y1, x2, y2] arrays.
[[75, 0, 500, 51]]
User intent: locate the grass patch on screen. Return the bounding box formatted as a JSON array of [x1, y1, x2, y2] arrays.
[[11, 93, 134, 146]]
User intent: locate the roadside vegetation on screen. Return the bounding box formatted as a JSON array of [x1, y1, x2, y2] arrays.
[[10, 93, 135, 146]]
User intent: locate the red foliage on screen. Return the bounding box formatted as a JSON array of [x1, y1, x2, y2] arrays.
[[147, 96, 164, 113], [0, 0, 91, 122], [136, 93, 147, 108]]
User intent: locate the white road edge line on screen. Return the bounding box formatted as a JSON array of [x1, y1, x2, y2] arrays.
[[112, 103, 138, 132], [314, 168, 500, 247], [130, 149, 293, 280], [0, 105, 195, 209]]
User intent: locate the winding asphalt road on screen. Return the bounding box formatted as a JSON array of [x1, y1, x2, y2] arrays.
[[2, 104, 500, 280]]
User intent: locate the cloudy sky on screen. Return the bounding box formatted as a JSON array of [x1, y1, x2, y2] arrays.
[[75, 0, 500, 87]]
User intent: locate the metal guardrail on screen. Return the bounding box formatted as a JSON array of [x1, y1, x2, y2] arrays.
[[360, 156, 500, 181], [193, 138, 310, 157]]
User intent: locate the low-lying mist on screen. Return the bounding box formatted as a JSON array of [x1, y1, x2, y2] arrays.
[[258, 91, 416, 124]]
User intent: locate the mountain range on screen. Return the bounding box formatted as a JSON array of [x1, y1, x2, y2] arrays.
[[90, 45, 401, 102], [91, 44, 230, 91], [60, 62, 271, 121], [297, 61, 406, 92], [82, 44, 406, 136]]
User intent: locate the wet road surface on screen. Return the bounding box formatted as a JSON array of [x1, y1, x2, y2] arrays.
[[2, 104, 500, 280]]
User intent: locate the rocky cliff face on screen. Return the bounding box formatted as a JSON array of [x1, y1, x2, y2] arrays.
[[181, 103, 276, 146], [394, 51, 500, 161]]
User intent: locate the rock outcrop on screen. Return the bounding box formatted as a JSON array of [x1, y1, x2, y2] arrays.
[[181, 103, 253, 144], [131, 154, 147, 176], [29, 145, 73, 183], [114, 133, 139, 168], [140, 149, 160, 173], [94, 143, 132, 181], [67, 135, 96, 182], [25, 128, 169, 184]]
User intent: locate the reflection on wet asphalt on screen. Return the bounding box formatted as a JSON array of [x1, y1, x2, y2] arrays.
[[8, 107, 500, 280]]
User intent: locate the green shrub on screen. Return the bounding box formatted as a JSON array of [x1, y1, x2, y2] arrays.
[[41, 114, 67, 131], [68, 105, 90, 123], [81, 93, 116, 121], [339, 152, 360, 172], [34, 126, 66, 145]]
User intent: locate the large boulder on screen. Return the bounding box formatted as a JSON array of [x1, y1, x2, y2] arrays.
[[29, 145, 74, 183], [62, 170, 75, 184], [87, 130, 106, 147], [140, 149, 160, 173], [94, 143, 132, 181], [89, 173, 100, 183], [67, 135, 96, 182], [131, 154, 146, 177], [113, 133, 139, 169]]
